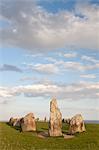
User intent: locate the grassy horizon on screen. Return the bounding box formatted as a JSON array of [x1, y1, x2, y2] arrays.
[[0, 122, 99, 150]]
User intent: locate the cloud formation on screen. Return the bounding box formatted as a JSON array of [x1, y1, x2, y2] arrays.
[[64, 53, 77, 58], [0, 0, 99, 51], [80, 74, 96, 79], [0, 64, 22, 72], [81, 55, 99, 63], [23, 55, 99, 74], [0, 82, 99, 102], [28, 63, 59, 74]]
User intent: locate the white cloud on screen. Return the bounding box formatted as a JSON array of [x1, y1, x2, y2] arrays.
[[64, 53, 77, 58], [56, 61, 99, 72], [34, 64, 59, 74], [80, 74, 96, 79], [0, 0, 99, 51], [0, 88, 12, 98], [0, 87, 19, 98], [24, 59, 99, 74], [27, 63, 59, 74], [63, 62, 85, 71], [0, 82, 99, 102], [45, 57, 57, 63], [81, 55, 99, 63]]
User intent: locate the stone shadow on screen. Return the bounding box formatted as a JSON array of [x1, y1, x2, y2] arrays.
[[6, 122, 21, 132]]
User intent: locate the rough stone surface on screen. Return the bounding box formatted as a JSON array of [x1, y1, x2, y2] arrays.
[[9, 117, 21, 127], [13, 118, 21, 127], [9, 117, 15, 126], [69, 114, 86, 134], [49, 98, 62, 136], [20, 113, 36, 132]]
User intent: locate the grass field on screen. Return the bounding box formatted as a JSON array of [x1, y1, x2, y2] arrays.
[[0, 122, 99, 150]]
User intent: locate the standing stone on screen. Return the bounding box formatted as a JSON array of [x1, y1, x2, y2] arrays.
[[20, 113, 36, 132], [49, 98, 62, 136], [69, 114, 86, 134]]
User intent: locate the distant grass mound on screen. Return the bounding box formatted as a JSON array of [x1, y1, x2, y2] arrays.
[[0, 122, 99, 150]]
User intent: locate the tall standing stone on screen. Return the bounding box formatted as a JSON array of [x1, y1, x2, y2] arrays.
[[20, 113, 36, 132], [49, 98, 62, 136]]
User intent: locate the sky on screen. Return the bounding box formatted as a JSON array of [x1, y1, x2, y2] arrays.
[[0, 0, 99, 121]]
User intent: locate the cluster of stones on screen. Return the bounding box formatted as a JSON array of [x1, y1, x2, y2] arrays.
[[9, 113, 36, 132], [9, 98, 86, 136], [49, 98, 86, 136]]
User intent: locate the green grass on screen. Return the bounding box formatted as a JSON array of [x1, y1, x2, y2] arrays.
[[0, 122, 99, 150]]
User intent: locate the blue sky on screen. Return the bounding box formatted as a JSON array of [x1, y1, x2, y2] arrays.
[[0, 0, 99, 121]]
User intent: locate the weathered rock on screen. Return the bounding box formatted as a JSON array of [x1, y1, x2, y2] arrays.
[[9, 117, 15, 126], [13, 118, 21, 127], [20, 113, 36, 132], [49, 98, 62, 136], [9, 117, 21, 127], [69, 114, 86, 134]]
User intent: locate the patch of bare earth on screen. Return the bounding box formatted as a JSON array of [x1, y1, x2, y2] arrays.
[[37, 131, 49, 138], [63, 134, 74, 139], [37, 132, 75, 139]]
